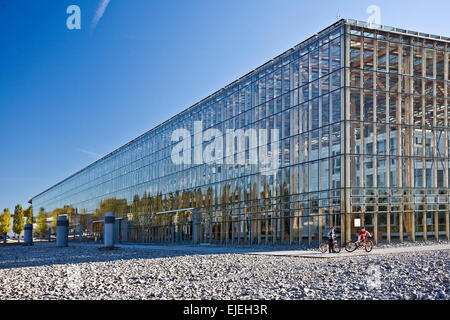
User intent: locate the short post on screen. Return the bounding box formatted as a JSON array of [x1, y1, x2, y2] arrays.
[[104, 212, 115, 248], [3, 232, 7, 244], [24, 223, 33, 246], [192, 209, 200, 245], [56, 215, 69, 247]]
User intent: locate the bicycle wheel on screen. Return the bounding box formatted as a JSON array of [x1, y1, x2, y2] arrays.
[[345, 242, 357, 252], [364, 240, 373, 252], [319, 242, 328, 253], [333, 242, 341, 253]]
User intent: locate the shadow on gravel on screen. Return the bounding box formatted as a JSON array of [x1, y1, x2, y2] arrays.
[[0, 241, 309, 270]]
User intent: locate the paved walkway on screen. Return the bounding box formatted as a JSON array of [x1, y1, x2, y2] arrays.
[[111, 242, 450, 259], [245, 243, 450, 259]]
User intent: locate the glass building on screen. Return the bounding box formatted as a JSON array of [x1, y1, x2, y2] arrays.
[[31, 19, 450, 245]]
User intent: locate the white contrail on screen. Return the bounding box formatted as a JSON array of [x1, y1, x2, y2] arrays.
[[91, 0, 111, 30], [77, 148, 101, 159]]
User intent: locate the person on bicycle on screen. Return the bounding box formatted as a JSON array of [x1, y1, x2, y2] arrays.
[[327, 227, 337, 253], [357, 226, 372, 245]]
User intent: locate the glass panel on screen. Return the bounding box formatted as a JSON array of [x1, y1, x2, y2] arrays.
[[300, 55, 309, 86], [364, 157, 374, 187], [363, 70, 374, 89], [350, 89, 361, 121], [350, 36, 362, 69], [330, 38, 341, 72], [311, 49, 319, 80], [426, 49, 435, 79], [321, 95, 329, 126], [350, 156, 362, 187], [320, 159, 329, 190], [351, 69, 361, 87], [310, 129, 319, 161], [310, 161, 319, 192], [320, 126, 330, 158], [350, 122, 361, 154], [376, 92, 386, 122], [414, 47, 423, 77], [363, 38, 374, 70], [377, 41, 387, 72], [402, 45, 412, 75], [364, 124, 374, 155], [389, 93, 398, 123], [311, 99, 319, 129], [364, 91, 374, 121], [414, 160, 424, 187], [390, 158, 397, 187], [320, 43, 330, 77], [377, 125, 386, 155], [331, 90, 341, 123], [413, 96, 423, 126], [389, 43, 399, 74], [377, 72, 387, 91], [377, 157, 387, 187], [424, 98, 433, 127]]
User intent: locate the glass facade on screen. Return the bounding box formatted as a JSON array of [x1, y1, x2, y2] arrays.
[[344, 20, 449, 243], [31, 19, 449, 245]]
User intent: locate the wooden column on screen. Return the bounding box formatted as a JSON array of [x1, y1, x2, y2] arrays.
[[423, 211, 427, 241], [318, 208, 323, 244], [387, 211, 391, 243], [434, 211, 439, 240], [399, 208, 403, 243]]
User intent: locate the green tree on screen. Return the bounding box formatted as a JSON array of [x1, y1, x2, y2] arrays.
[[24, 205, 33, 224], [0, 208, 12, 236], [36, 207, 47, 238], [13, 205, 25, 242]]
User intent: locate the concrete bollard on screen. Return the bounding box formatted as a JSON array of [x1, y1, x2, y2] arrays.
[[104, 212, 115, 248], [56, 215, 69, 247], [24, 224, 33, 245]]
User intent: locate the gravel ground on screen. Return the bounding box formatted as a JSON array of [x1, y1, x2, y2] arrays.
[[0, 242, 448, 300]]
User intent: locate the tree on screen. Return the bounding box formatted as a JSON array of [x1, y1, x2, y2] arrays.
[[24, 205, 33, 224], [36, 207, 47, 238], [13, 205, 25, 242], [0, 208, 12, 236]]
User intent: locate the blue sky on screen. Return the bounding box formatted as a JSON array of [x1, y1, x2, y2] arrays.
[[0, 0, 449, 215]]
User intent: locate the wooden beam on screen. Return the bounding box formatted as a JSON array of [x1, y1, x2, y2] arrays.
[[387, 211, 391, 244], [434, 211, 439, 240], [423, 210, 427, 241]]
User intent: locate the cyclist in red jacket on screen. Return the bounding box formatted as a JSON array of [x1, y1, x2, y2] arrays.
[[357, 226, 372, 244]]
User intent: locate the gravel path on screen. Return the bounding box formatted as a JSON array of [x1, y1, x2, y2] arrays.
[[0, 242, 448, 300]]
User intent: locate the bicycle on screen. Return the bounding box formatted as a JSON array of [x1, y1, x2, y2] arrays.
[[319, 237, 341, 253], [345, 235, 373, 252]]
